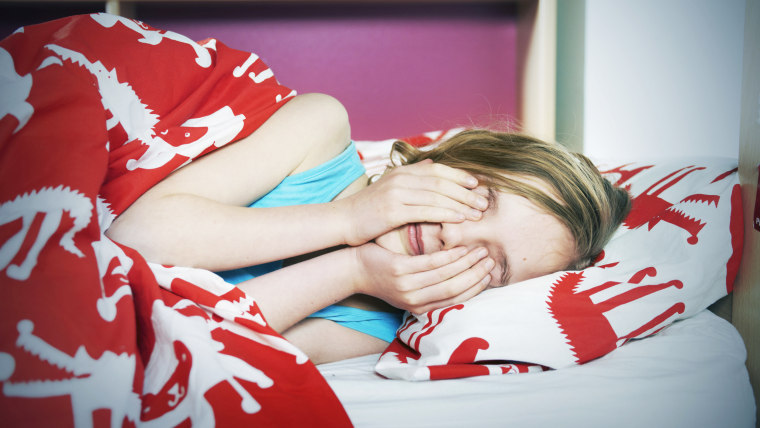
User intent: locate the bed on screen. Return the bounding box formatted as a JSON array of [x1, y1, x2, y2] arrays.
[[0, 2, 757, 427]]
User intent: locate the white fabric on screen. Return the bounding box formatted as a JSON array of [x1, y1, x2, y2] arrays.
[[319, 310, 755, 428]]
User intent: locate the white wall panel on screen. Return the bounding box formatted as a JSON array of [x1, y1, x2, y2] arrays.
[[581, 0, 745, 159]]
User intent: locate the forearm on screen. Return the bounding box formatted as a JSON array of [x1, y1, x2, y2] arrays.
[[237, 247, 358, 332], [107, 193, 350, 270]]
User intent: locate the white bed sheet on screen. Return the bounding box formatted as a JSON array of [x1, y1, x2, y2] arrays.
[[318, 310, 755, 428]]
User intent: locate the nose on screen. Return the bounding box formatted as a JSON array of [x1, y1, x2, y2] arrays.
[[438, 220, 476, 251]]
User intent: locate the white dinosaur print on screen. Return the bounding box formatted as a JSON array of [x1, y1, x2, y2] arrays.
[[95, 195, 116, 232], [92, 196, 131, 322], [232, 53, 297, 103], [126, 105, 245, 171], [43, 43, 161, 151], [44, 43, 246, 171], [0, 186, 92, 281], [234, 52, 275, 83], [141, 300, 273, 426], [92, 236, 133, 322], [90, 13, 211, 68], [276, 90, 298, 103], [1, 320, 139, 428], [149, 263, 310, 364], [37, 55, 63, 70], [201, 38, 217, 51], [0, 47, 33, 133]]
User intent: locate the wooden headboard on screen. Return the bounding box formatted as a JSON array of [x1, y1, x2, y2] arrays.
[[733, 0, 760, 422]]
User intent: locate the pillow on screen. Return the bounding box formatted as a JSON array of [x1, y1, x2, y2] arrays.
[[356, 135, 743, 381]]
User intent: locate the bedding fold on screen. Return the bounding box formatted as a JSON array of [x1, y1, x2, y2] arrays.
[[0, 13, 349, 426]]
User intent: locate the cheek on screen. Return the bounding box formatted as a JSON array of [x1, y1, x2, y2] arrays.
[[374, 227, 408, 255]]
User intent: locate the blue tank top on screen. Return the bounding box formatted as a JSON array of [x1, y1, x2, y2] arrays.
[[216, 141, 403, 342]]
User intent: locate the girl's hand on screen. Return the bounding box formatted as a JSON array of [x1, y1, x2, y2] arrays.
[[338, 160, 489, 246], [350, 242, 494, 314]]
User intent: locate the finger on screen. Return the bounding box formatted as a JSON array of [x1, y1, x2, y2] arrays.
[[393, 246, 470, 275], [390, 205, 468, 225], [408, 254, 494, 304], [411, 273, 492, 314], [398, 188, 485, 221], [409, 247, 489, 282], [399, 175, 489, 213], [404, 161, 480, 189]]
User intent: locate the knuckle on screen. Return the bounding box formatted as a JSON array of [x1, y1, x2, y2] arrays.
[[397, 277, 415, 292], [405, 295, 421, 307], [388, 173, 406, 184], [443, 283, 459, 296], [431, 178, 447, 192], [428, 255, 445, 270], [389, 187, 405, 199], [431, 193, 449, 206], [390, 264, 405, 277], [430, 162, 448, 175], [434, 269, 455, 284]]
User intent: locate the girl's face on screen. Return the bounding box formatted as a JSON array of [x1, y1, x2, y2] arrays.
[[374, 185, 576, 287]]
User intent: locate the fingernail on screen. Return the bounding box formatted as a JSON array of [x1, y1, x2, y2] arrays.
[[466, 177, 478, 187], [468, 209, 482, 219], [476, 197, 488, 209], [476, 248, 488, 259], [484, 258, 495, 270]]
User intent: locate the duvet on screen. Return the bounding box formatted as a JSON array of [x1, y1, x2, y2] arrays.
[[0, 13, 350, 426]]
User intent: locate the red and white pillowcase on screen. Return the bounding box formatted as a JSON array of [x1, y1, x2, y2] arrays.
[[356, 135, 743, 381]]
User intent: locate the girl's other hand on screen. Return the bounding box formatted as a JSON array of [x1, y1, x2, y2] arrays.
[[351, 243, 494, 314], [339, 160, 489, 246]]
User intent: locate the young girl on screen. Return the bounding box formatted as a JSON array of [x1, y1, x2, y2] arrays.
[[106, 93, 630, 364]]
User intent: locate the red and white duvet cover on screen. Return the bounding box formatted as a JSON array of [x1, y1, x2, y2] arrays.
[[0, 14, 350, 426]]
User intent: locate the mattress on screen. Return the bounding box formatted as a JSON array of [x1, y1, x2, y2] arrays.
[[318, 310, 755, 428]]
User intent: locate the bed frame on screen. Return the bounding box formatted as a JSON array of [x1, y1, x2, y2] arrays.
[[3, 0, 757, 422], [733, 1, 760, 422]]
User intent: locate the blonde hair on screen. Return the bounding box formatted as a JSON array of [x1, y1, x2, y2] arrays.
[[390, 129, 632, 270]]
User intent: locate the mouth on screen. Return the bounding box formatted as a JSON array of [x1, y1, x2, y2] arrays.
[[407, 223, 424, 256]]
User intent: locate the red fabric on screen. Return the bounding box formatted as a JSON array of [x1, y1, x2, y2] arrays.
[[0, 14, 350, 426]]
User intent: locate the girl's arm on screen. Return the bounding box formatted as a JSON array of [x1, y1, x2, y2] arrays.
[[107, 93, 488, 271], [239, 243, 493, 333]]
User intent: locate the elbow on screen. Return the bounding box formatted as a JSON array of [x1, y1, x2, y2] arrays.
[[104, 198, 197, 268]]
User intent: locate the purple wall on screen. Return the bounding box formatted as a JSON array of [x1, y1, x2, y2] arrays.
[[1, 3, 520, 140], [141, 3, 520, 140]]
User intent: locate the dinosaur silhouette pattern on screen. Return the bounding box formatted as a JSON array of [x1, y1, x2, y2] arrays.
[[0, 186, 93, 281]]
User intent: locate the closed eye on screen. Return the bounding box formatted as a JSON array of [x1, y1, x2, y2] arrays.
[[495, 246, 511, 286], [485, 188, 510, 285], [485, 187, 499, 213]]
